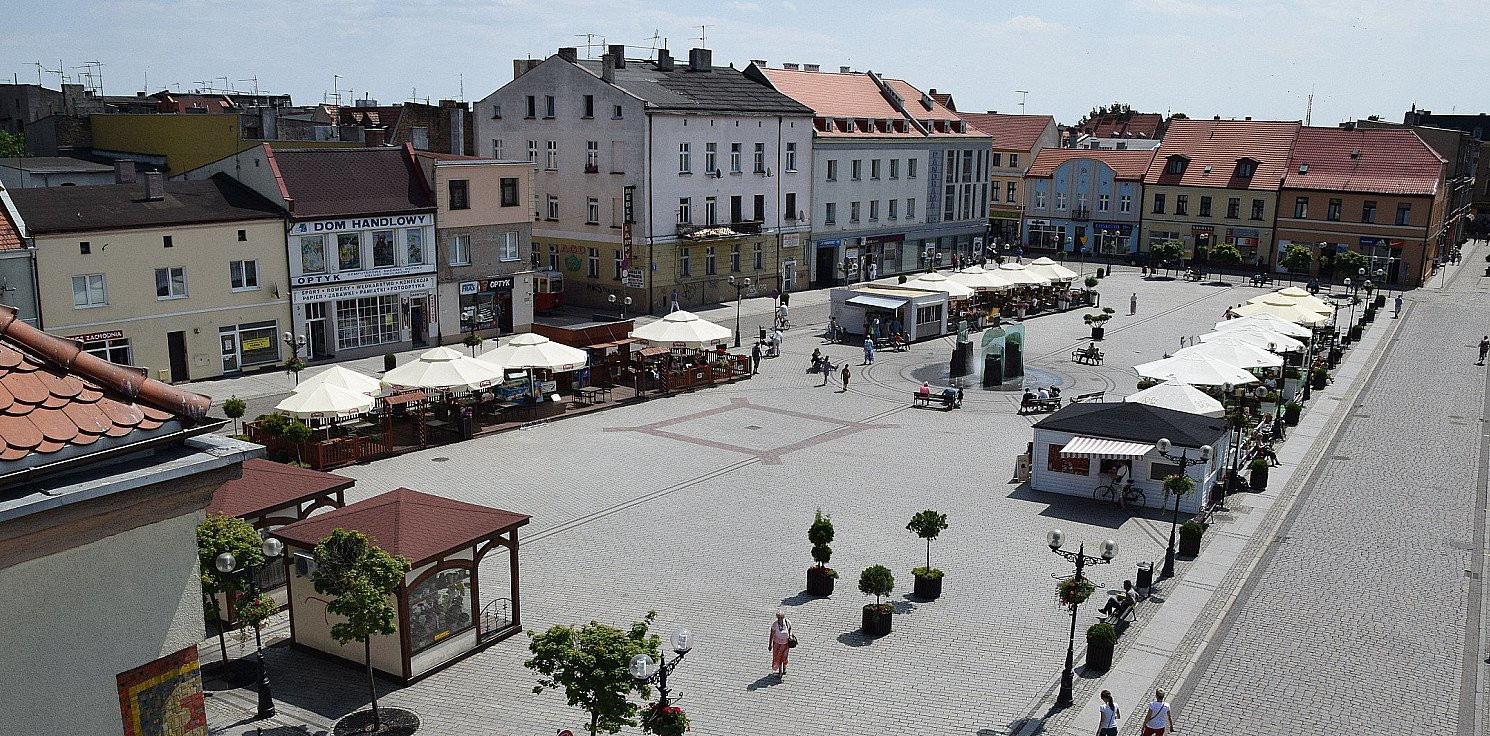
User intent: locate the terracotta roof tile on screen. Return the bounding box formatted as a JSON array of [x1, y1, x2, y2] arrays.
[[1142, 119, 1301, 190], [1282, 126, 1445, 195], [0, 195, 23, 251], [273, 487, 529, 563], [1077, 112, 1165, 139], [756, 68, 984, 139], [1026, 148, 1158, 180], [208, 458, 355, 519], [959, 113, 1057, 151]]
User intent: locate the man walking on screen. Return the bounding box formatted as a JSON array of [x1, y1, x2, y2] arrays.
[[840, 363, 851, 392], [819, 356, 833, 386], [1130, 292, 1138, 316], [1479, 336, 1489, 366], [1394, 293, 1403, 318], [863, 336, 875, 365], [751, 342, 762, 374]]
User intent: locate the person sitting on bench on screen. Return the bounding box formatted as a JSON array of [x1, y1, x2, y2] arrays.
[[918, 381, 932, 397], [941, 386, 959, 408], [1098, 580, 1136, 618]]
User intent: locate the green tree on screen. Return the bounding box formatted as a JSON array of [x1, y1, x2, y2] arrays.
[[310, 529, 412, 733], [906, 510, 948, 573], [283, 419, 312, 464], [1149, 241, 1186, 275], [808, 508, 835, 572], [858, 564, 895, 608], [1208, 243, 1244, 268], [222, 396, 246, 436], [0, 131, 25, 158], [196, 514, 266, 664], [1333, 249, 1369, 279], [1280, 244, 1314, 274], [525, 611, 662, 736]]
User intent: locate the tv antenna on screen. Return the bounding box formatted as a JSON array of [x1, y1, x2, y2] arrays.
[[239, 77, 261, 96], [75, 61, 103, 95], [1304, 86, 1314, 127], [574, 33, 602, 59], [1015, 90, 1029, 114], [646, 29, 663, 55], [457, 72, 463, 101], [694, 24, 712, 49]]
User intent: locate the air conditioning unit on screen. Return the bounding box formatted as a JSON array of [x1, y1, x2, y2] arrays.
[[293, 551, 318, 577]]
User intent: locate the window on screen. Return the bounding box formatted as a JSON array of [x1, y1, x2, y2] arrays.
[[1226, 197, 1240, 218], [753, 194, 765, 221], [583, 95, 594, 118], [915, 303, 943, 327], [1120, 194, 1132, 213], [613, 104, 623, 119], [908, 158, 918, 178], [448, 234, 471, 266], [236, 229, 247, 242], [730, 196, 743, 223], [1034, 189, 1046, 208], [1152, 193, 1166, 214], [1395, 202, 1411, 225], [679, 142, 691, 173], [1293, 197, 1308, 218], [407, 569, 474, 655], [613, 249, 624, 279], [155, 266, 187, 299], [1098, 193, 1111, 212], [826, 159, 837, 181], [492, 139, 503, 159], [1007, 181, 1016, 203], [335, 233, 360, 270], [498, 178, 519, 208], [871, 159, 881, 180], [548, 244, 558, 270], [906, 198, 916, 219], [587, 197, 600, 224], [544, 95, 555, 117], [850, 201, 861, 222], [71, 274, 107, 308], [335, 294, 401, 349], [81, 335, 130, 364], [1175, 194, 1188, 215], [753, 242, 764, 270], [705, 246, 717, 275], [888, 199, 898, 220], [1046, 444, 1091, 475], [163, 235, 173, 248], [1008, 153, 1018, 168], [705, 142, 717, 172], [499, 231, 519, 261], [1328, 198, 1342, 221], [730, 143, 742, 172], [851, 159, 862, 180], [1147, 462, 1181, 482], [1056, 192, 1067, 210], [1165, 156, 1187, 176], [546, 140, 558, 170], [753, 143, 765, 173], [586, 247, 599, 277], [825, 202, 837, 224], [1199, 195, 1212, 217], [785, 192, 797, 220], [677, 197, 691, 224], [869, 200, 880, 221], [1235, 159, 1257, 178], [372, 230, 396, 267], [992, 152, 1003, 167], [991, 185, 1000, 203], [731, 244, 742, 272], [547, 194, 559, 220], [491, 104, 502, 120], [785, 142, 797, 171], [705, 196, 717, 225], [890, 159, 899, 179], [586, 141, 599, 171], [679, 248, 691, 276], [79, 241, 90, 255], [1251, 199, 1265, 220], [230, 259, 259, 290], [1362, 200, 1377, 223], [449, 179, 470, 209], [524, 95, 535, 118], [527, 140, 537, 163]]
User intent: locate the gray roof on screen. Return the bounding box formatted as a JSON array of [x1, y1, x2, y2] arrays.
[[270, 147, 434, 219], [576, 60, 813, 115], [0, 157, 113, 174], [1031, 402, 1227, 447], [9, 173, 285, 235]]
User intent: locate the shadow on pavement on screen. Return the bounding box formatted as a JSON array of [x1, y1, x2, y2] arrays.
[[251, 642, 405, 721], [1007, 486, 1126, 529], [745, 673, 784, 691], [836, 629, 877, 647], [779, 591, 817, 607]]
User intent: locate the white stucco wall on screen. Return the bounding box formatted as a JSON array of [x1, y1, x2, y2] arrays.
[[285, 544, 404, 677], [0, 511, 206, 736], [1030, 428, 1225, 515]]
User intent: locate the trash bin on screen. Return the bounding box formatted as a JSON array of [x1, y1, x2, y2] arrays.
[[1135, 561, 1154, 594]]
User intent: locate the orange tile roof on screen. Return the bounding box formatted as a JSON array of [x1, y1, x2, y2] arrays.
[[757, 67, 984, 139], [1077, 112, 1164, 139], [0, 195, 22, 251], [1142, 119, 1301, 191], [1283, 127, 1445, 196], [273, 487, 529, 563], [960, 113, 1056, 151], [1026, 148, 1159, 180]]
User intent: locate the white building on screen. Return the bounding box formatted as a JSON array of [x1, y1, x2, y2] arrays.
[[475, 45, 815, 313]]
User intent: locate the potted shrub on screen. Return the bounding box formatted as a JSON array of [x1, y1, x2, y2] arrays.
[[906, 509, 948, 601], [1249, 457, 1270, 491], [1085, 622, 1118, 671], [1311, 367, 1329, 390], [222, 396, 247, 436], [806, 509, 838, 596], [1283, 401, 1302, 426], [1084, 307, 1116, 341], [858, 565, 894, 637], [1348, 324, 1363, 342], [1136, 377, 1161, 390], [1178, 520, 1205, 556], [383, 352, 397, 372], [1374, 293, 1386, 310]]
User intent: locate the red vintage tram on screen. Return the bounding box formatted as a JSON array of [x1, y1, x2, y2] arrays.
[[534, 269, 564, 312]]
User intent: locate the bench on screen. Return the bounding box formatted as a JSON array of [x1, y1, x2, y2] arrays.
[[913, 392, 935, 408], [1069, 390, 1106, 404], [1249, 273, 1274, 286], [1098, 594, 1139, 630], [913, 391, 959, 409], [1071, 347, 1105, 365], [1019, 396, 1063, 414]]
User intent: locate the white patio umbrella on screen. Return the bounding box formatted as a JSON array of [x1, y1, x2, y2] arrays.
[[1245, 289, 1333, 316], [947, 265, 1014, 291], [997, 262, 1052, 286], [1026, 256, 1080, 282], [1214, 313, 1314, 338], [1135, 352, 1260, 387], [904, 271, 976, 299], [1200, 327, 1306, 353], [1125, 378, 1226, 417], [1232, 298, 1330, 326], [295, 365, 383, 396], [382, 346, 507, 393], [630, 310, 732, 348], [479, 333, 589, 372], [275, 381, 375, 421], [1176, 340, 1284, 369]]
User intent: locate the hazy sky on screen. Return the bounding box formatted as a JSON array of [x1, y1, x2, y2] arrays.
[[3, 0, 1485, 127]]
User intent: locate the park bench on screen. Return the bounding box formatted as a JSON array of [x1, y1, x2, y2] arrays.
[[913, 391, 960, 409], [1019, 395, 1063, 414], [1098, 593, 1139, 631], [1071, 346, 1105, 365], [1249, 273, 1274, 287], [1068, 390, 1106, 404]]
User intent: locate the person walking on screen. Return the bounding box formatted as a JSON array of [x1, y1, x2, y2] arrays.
[[1394, 293, 1403, 318], [1130, 292, 1138, 315], [768, 611, 793, 678], [751, 342, 762, 374], [1096, 690, 1120, 736], [1141, 688, 1176, 735], [863, 336, 875, 365], [819, 356, 834, 386], [669, 289, 680, 313], [1478, 336, 1489, 366], [840, 363, 851, 392]]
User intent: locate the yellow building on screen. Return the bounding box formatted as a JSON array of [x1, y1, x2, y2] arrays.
[[90, 114, 359, 176], [9, 172, 292, 382]]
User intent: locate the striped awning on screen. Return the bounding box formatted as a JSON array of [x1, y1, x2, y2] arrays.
[[1060, 436, 1155, 458]]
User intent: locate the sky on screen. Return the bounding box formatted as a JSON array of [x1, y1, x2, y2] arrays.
[[3, 0, 1486, 127]]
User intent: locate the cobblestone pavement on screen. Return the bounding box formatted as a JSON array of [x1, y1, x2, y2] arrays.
[[1162, 247, 1490, 736], [204, 267, 1295, 736]]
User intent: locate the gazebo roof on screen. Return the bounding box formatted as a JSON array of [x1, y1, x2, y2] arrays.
[[208, 458, 355, 519], [1032, 402, 1226, 447], [273, 487, 530, 563]]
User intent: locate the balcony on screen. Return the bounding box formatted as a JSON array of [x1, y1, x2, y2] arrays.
[[1071, 206, 1092, 222]]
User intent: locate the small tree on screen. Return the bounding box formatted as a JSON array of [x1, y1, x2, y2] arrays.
[[283, 419, 313, 464], [310, 529, 412, 733], [1333, 249, 1369, 279], [858, 565, 895, 610], [0, 130, 25, 158], [222, 396, 246, 436], [525, 612, 662, 736], [1280, 244, 1314, 274], [1083, 275, 1099, 292], [808, 508, 836, 575], [1150, 241, 1186, 275], [1084, 307, 1116, 330], [196, 514, 266, 665], [905, 509, 948, 576], [1208, 243, 1244, 269]]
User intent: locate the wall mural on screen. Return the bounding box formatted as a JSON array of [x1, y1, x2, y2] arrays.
[[116, 645, 207, 736]]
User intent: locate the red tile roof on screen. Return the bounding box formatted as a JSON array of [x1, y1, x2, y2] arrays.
[[208, 458, 354, 519], [0, 194, 22, 251], [0, 306, 214, 473], [756, 67, 984, 139], [1142, 119, 1301, 191], [1025, 148, 1158, 180], [272, 487, 529, 563], [1283, 127, 1445, 195], [1077, 112, 1164, 139], [960, 113, 1056, 151]]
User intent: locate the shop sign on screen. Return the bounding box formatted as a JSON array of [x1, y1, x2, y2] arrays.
[[69, 329, 124, 343], [815, 238, 841, 249], [241, 336, 273, 352], [782, 233, 801, 249], [1358, 237, 1404, 250], [865, 234, 905, 244], [293, 261, 435, 286], [484, 276, 515, 291], [1191, 225, 1215, 233], [291, 214, 433, 234], [624, 270, 645, 288], [459, 281, 480, 295], [293, 275, 436, 304]]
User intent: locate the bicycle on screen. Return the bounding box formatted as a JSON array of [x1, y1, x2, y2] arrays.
[[1092, 480, 1146, 512]]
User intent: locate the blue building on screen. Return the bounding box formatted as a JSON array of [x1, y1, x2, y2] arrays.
[[1021, 149, 1156, 257]]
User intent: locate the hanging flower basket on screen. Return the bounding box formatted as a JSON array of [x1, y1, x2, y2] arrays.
[[643, 704, 690, 736], [285, 357, 307, 374], [1055, 576, 1096, 608], [234, 592, 277, 629]]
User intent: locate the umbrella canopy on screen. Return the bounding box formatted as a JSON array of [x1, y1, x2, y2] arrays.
[[1245, 290, 1333, 315], [630, 310, 733, 348], [479, 333, 589, 372], [1232, 298, 1330, 326], [1214, 313, 1313, 338], [295, 365, 383, 396], [1200, 327, 1306, 353], [997, 262, 1052, 286], [1135, 353, 1260, 387], [1026, 256, 1080, 282], [1125, 378, 1226, 417], [947, 265, 1014, 291], [382, 346, 507, 393], [275, 381, 375, 420], [1176, 340, 1284, 369], [904, 271, 976, 298]]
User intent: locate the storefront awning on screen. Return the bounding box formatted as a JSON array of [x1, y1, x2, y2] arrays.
[[847, 294, 909, 310], [1060, 436, 1155, 458]]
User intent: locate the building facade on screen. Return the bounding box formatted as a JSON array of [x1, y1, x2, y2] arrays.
[[0, 156, 118, 188], [477, 46, 814, 313], [959, 113, 1059, 247], [1022, 148, 1156, 256], [0, 187, 39, 326]]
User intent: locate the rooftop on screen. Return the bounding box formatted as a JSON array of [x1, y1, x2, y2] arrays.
[[1142, 118, 1301, 191], [752, 66, 982, 139], [0, 157, 114, 174], [1076, 111, 1165, 140], [1025, 148, 1158, 180], [1283, 126, 1445, 195], [267, 145, 434, 219], [7, 173, 283, 235], [0, 193, 21, 251], [959, 113, 1057, 151], [573, 57, 812, 116], [207, 458, 355, 519], [1032, 401, 1227, 447], [273, 487, 530, 563]]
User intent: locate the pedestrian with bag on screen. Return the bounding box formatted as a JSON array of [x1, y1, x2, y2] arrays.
[[768, 611, 794, 678], [1141, 688, 1176, 735], [1096, 689, 1120, 736]]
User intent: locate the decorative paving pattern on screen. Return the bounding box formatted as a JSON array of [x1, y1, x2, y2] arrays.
[[603, 397, 899, 464]]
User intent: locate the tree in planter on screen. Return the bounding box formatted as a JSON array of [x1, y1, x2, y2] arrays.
[[310, 529, 412, 734], [1334, 249, 1369, 280], [1283, 401, 1302, 425], [283, 419, 313, 465], [526, 611, 663, 736], [906, 509, 948, 600], [1249, 457, 1270, 491], [1083, 307, 1116, 340], [806, 509, 838, 596], [858, 565, 895, 636], [1178, 519, 1206, 556], [1085, 621, 1119, 671], [196, 513, 267, 667], [256, 411, 290, 437], [1149, 241, 1185, 276], [1311, 367, 1329, 390], [1280, 244, 1314, 277], [222, 396, 247, 436]]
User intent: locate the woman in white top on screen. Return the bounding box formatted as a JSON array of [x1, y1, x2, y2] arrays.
[[1141, 688, 1176, 735], [1096, 689, 1119, 736], [768, 611, 793, 678]]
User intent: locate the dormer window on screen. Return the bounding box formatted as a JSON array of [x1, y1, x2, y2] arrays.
[[1164, 155, 1189, 176], [1235, 158, 1259, 178]]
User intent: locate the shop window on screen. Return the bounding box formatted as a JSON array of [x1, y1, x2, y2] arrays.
[[1047, 444, 1090, 475], [405, 229, 425, 265], [154, 266, 187, 299], [337, 233, 362, 270], [915, 303, 943, 326], [230, 259, 259, 290], [1148, 461, 1181, 481], [461, 286, 504, 331], [372, 230, 397, 268], [335, 294, 401, 349], [301, 235, 327, 273], [408, 568, 473, 654], [235, 321, 280, 366], [81, 336, 130, 364]]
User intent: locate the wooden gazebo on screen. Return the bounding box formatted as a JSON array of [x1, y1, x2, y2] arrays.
[[272, 488, 530, 683]]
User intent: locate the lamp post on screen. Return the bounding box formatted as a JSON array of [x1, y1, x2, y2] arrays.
[[1045, 530, 1117, 707], [1155, 438, 1212, 578], [281, 331, 308, 385], [214, 537, 285, 719], [630, 628, 693, 711], [727, 276, 750, 348], [607, 292, 633, 321]]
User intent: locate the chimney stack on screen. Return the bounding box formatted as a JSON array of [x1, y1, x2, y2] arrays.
[[557, 47, 578, 63], [601, 54, 616, 84], [782, 62, 799, 71], [804, 63, 820, 72], [688, 48, 713, 72], [840, 66, 852, 74], [365, 127, 388, 147], [142, 171, 165, 201], [656, 48, 673, 71], [609, 45, 626, 69], [750, 59, 767, 67], [114, 160, 136, 184]]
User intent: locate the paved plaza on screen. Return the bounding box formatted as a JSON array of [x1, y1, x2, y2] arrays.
[[199, 258, 1490, 736]]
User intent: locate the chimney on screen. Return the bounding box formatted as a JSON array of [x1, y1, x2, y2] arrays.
[[782, 62, 799, 71], [986, 110, 997, 114], [135, 91, 145, 98], [804, 63, 820, 72], [114, 160, 136, 184], [750, 59, 767, 67], [1341, 121, 1356, 131], [557, 47, 578, 63], [688, 48, 712, 72], [513, 58, 542, 80], [656, 48, 674, 71], [365, 127, 387, 147], [1213, 114, 1221, 120], [449, 108, 465, 155], [610, 45, 626, 69], [601, 54, 616, 84], [840, 66, 852, 74], [1244, 116, 1252, 120], [142, 171, 165, 201]]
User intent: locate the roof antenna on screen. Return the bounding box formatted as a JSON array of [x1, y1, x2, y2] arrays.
[[1015, 90, 1029, 115], [1304, 86, 1314, 127], [694, 24, 712, 49]]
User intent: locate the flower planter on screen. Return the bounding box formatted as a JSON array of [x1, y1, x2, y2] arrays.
[[1085, 638, 1114, 671], [806, 566, 835, 596], [1250, 465, 1269, 491], [1090, 326, 1105, 341], [861, 605, 893, 637], [1311, 373, 1328, 390], [912, 572, 943, 600], [1178, 527, 1203, 557]]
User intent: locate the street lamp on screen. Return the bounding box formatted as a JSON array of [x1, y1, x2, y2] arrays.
[[607, 292, 633, 320], [281, 332, 308, 385], [214, 536, 285, 719], [1045, 530, 1117, 707], [1155, 438, 1212, 578], [727, 276, 750, 348], [630, 627, 693, 711]]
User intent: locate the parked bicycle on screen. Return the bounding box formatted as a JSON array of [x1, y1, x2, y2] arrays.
[[1093, 480, 1146, 512]]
